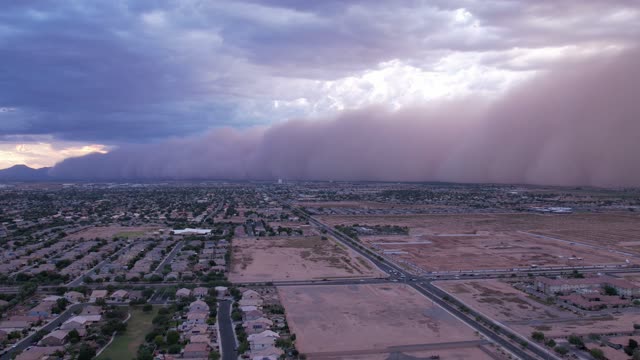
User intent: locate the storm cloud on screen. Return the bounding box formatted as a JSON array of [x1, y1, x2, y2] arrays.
[[51, 49, 640, 187], [1, 1, 639, 142]]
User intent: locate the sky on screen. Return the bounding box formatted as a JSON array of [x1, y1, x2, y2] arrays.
[[1, 1, 640, 185]]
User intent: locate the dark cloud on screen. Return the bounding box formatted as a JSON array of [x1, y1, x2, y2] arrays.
[[0, 0, 638, 143], [51, 49, 640, 187]]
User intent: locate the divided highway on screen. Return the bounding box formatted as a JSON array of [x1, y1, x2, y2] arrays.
[[292, 205, 559, 360]]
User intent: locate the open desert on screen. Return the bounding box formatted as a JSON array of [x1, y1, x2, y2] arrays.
[[229, 235, 384, 282], [318, 213, 640, 272], [278, 283, 482, 358]]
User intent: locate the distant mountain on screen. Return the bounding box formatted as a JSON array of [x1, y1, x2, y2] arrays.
[[0, 164, 52, 182]]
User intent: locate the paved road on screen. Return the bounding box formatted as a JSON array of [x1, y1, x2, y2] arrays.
[[1, 303, 86, 360], [292, 205, 556, 360], [67, 243, 132, 287], [201, 203, 224, 225], [218, 300, 237, 360], [153, 241, 184, 275]]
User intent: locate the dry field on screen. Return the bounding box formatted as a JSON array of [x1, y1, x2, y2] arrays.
[[434, 279, 569, 322], [229, 236, 384, 282], [311, 345, 503, 360], [509, 313, 640, 338], [317, 213, 640, 237], [65, 225, 162, 240], [318, 213, 639, 271], [435, 279, 640, 340], [278, 283, 481, 358]]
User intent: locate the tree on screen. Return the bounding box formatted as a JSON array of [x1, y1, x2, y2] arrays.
[[625, 339, 639, 355], [78, 344, 96, 360], [142, 304, 153, 312], [166, 330, 180, 345], [604, 285, 619, 296], [168, 344, 181, 354], [568, 334, 585, 349], [544, 338, 556, 348], [589, 348, 605, 360], [531, 331, 545, 342], [554, 346, 569, 355], [68, 329, 80, 343], [154, 335, 165, 347]]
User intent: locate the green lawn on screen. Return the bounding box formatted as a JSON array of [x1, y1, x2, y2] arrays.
[[96, 306, 158, 360], [114, 231, 147, 239]]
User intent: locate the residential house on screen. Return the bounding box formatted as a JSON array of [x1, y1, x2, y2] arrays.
[[64, 291, 85, 303], [0, 320, 30, 332], [239, 298, 263, 307], [110, 290, 129, 302], [182, 343, 210, 358], [184, 324, 209, 338], [193, 287, 208, 298], [189, 334, 211, 344], [214, 286, 228, 297], [244, 318, 273, 335], [189, 300, 209, 313], [186, 312, 207, 325], [248, 330, 279, 350], [242, 289, 261, 300], [80, 305, 102, 316], [89, 290, 108, 303], [28, 302, 54, 318], [15, 346, 64, 360], [176, 288, 191, 298], [39, 330, 68, 346], [244, 310, 264, 322]]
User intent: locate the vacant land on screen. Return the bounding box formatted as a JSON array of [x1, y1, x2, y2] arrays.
[[229, 236, 384, 282], [278, 283, 480, 357], [319, 213, 638, 271], [435, 279, 640, 340], [310, 345, 502, 360], [435, 279, 568, 322], [318, 213, 640, 237], [65, 225, 162, 240], [96, 306, 158, 360]]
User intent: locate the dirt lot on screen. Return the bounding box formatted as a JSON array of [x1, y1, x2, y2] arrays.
[[229, 236, 384, 282], [278, 284, 480, 357], [65, 225, 163, 240], [311, 345, 503, 360], [510, 312, 640, 338], [434, 279, 569, 322], [318, 213, 639, 271], [435, 279, 640, 339]]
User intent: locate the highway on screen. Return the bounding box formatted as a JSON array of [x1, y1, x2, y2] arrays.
[[291, 204, 558, 360], [0, 303, 86, 360], [218, 300, 237, 360]]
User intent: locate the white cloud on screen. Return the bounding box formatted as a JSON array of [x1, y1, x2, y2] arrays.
[[0, 138, 109, 169]]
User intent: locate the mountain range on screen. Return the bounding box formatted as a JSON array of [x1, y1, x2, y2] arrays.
[[0, 165, 52, 182]]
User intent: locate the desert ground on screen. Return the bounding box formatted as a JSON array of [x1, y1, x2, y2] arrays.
[[435, 278, 640, 339], [434, 279, 570, 322], [229, 236, 384, 282], [64, 225, 163, 240], [278, 283, 481, 358], [310, 345, 505, 360], [317, 213, 640, 271]]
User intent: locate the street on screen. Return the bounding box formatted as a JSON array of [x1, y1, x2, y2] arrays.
[[0, 303, 86, 360], [218, 300, 237, 360]]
